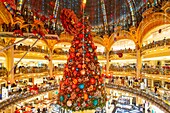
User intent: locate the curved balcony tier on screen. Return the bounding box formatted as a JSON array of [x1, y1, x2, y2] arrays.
[[0, 85, 59, 112], [106, 83, 170, 113]]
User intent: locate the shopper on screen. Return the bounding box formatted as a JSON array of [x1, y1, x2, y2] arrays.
[[37, 108, 40, 113], [154, 86, 157, 94]]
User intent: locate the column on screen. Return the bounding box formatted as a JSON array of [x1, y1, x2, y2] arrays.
[[49, 50, 53, 78], [136, 48, 142, 79], [161, 80, 165, 88], [10, 106, 15, 113], [0, 25, 2, 32], [106, 50, 110, 77], [6, 47, 14, 84], [151, 79, 154, 88]]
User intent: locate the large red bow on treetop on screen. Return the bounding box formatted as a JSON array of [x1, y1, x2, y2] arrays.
[[0, 0, 16, 9], [60, 8, 84, 35]]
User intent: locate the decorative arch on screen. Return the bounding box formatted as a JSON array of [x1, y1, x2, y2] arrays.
[[109, 30, 136, 49], [137, 12, 170, 45]]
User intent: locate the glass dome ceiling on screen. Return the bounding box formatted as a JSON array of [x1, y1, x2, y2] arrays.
[[24, 0, 143, 23], [22, 0, 158, 35]]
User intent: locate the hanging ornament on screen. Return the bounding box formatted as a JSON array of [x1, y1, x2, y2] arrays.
[[117, 53, 123, 58], [60, 96, 64, 102], [72, 67, 75, 71], [67, 94, 71, 98], [80, 69, 85, 75], [93, 99, 98, 106], [76, 88, 80, 92], [67, 100, 72, 107], [79, 83, 85, 89], [84, 93, 88, 101], [49, 1, 55, 8], [90, 78, 96, 84], [77, 22, 82, 27], [75, 106, 79, 111], [79, 34, 84, 39], [72, 84, 77, 89], [73, 78, 78, 84]]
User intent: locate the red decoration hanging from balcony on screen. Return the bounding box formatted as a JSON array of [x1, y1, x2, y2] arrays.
[[117, 53, 123, 58]]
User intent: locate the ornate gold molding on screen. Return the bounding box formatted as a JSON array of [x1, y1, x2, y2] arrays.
[[0, 2, 12, 24], [137, 12, 170, 45]]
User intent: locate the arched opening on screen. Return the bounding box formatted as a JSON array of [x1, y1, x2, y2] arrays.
[[142, 24, 170, 76], [109, 39, 136, 75]]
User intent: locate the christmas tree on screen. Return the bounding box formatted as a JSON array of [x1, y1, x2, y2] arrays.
[[57, 8, 106, 111]]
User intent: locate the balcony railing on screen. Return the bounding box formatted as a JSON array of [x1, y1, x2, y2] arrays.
[[109, 66, 136, 72], [141, 67, 170, 75], [109, 66, 170, 75], [106, 83, 170, 113], [53, 51, 106, 56], [15, 67, 48, 74], [0, 85, 59, 111], [14, 45, 49, 54], [109, 49, 136, 56], [142, 38, 170, 51]]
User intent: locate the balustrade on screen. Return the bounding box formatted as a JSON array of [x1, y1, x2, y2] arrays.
[[0, 85, 59, 111], [142, 38, 170, 51], [109, 48, 136, 56], [106, 83, 170, 113], [14, 45, 49, 54]]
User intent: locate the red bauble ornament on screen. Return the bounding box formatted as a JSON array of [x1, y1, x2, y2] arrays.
[[76, 88, 80, 92], [90, 78, 96, 84], [117, 53, 123, 58], [93, 87, 96, 91], [75, 40, 80, 44], [72, 84, 77, 89], [77, 22, 82, 27], [70, 53, 75, 58], [78, 94, 82, 97], [86, 52, 90, 57], [65, 79, 69, 85], [78, 103, 81, 106], [49, 1, 55, 8], [78, 34, 84, 39], [99, 77, 103, 82], [73, 71, 77, 76], [41, 15, 47, 21], [78, 64, 82, 68]]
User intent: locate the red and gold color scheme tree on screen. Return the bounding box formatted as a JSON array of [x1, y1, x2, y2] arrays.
[[57, 8, 106, 111]]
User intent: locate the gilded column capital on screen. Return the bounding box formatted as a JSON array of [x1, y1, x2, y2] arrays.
[[103, 34, 110, 51]]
